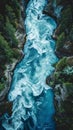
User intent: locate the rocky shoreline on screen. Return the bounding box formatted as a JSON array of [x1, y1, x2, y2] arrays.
[[0, 1, 73, 130], [44, 0, 73, 130], [0, 0, 26, 116]]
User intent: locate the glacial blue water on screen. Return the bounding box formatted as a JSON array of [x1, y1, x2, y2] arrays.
[[2, 0, 58, 129]]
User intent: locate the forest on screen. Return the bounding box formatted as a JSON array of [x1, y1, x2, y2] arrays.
[[0, 0, 21, 91], [0, 0, 73, 130], [48, 0, 73, 129]]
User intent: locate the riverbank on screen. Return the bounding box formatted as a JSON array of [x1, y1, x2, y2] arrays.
[[1, 0, 59, 129], [0, 0, 26, 116], [0, 0, 73, 129], [44, 0, 73, 130]]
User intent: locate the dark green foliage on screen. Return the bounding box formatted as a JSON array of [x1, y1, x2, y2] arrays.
[[10, 0, 20, 19], [56, 57, 67, 71], [64, 82, 73, 93], [51, 57, 73, 85], [13, 48, 20, 59], [0, 34, 13, 63], [4, 19, 18, 47], [0, 0, 21, 62], [0, 0, 20, 20], [56, 5, 73, 57], [56, 32, 65, 51], [0, 14, 5, 32], [0, 83, 5, 91], [0, 0, 21, 91], [47, 1, 73, 130], [0, 0, 21, 49], [60, 5, 73, 34], [69, 25, 73, 41], [5, 5, 16, 26]]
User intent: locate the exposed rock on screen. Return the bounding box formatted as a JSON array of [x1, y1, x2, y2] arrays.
[[46, 0, 73, 129], [0, 1, 26, 115], [55, 84, 67, 103], [54, 24, 61, 36], [56, 41, 73, 58], [43, 3, 57, 21], [63, 41, 73, 55], [46, 76, 52, 85], [0, 29, 25, 102], [55, 82, 73, 130], [43, 0, 62, 22], [52, 34, 57, 40]]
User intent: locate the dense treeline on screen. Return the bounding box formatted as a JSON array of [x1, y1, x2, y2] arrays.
[[56, 1, 73, 55], [0, 0, 21, 91], [48, 0, 73, 130]]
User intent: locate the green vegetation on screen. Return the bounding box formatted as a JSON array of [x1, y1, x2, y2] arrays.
[[56, 57, 67, 71], [0, 0, 21, 91], [50, 57, 73, 85], [48, 1, 73, 129], [64, 82, 73, 92], [0, 83, 5, 92], [56, 4, 73, 55], [60, 6, 73, 33], [0, 34, 13, 63], [56, 32, 65, 51], [4, 19, 18, 47], [69, 25, 73, 41]]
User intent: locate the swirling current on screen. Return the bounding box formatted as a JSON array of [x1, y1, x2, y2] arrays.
[[2, 0, 58, 129]]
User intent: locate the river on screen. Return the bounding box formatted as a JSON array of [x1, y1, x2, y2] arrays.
[[2, 0, 58, 129]]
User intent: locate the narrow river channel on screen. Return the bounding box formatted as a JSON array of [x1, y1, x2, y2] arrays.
[[2, 0, 58, 129]]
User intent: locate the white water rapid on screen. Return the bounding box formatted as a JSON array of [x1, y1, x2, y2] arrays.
[[2, 0, 58, 129]]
